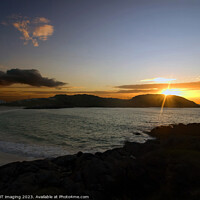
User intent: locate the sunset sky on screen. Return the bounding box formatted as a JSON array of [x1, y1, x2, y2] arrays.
[[0, 0, 200, 103]]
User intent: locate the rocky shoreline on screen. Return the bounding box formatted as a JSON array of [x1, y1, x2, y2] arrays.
[[0, 123, 200, 199]]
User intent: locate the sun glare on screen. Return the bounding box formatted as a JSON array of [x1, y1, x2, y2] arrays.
[[161, 88, 181, 96]]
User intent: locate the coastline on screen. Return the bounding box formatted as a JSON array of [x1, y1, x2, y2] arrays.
[[0, 123, 200, 199]]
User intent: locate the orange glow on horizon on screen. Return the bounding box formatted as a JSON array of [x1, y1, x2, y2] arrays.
[[161, 88, 182, 96], [1, 83, 200, 104]]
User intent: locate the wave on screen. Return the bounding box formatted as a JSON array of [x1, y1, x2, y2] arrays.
[[0, 108, 22, 114], [0, 140, 72, 158]]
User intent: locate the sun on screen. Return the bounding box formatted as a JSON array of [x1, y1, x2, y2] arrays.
[[161, 88, 182, 96], [160, 88, 182, 115]]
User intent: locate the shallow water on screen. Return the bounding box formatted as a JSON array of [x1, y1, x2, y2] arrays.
[[0, 107, 200, 158]]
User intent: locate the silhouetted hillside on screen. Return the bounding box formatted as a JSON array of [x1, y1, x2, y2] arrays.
[[129, 94, 198, 107], [7, 94, 199, 108]]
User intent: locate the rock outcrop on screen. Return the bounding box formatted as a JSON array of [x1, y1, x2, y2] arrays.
[[0, 123, 200, 199]]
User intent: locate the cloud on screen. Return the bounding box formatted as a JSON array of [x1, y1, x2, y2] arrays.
[[1, 21, 8, 26], [33, 24, 54, 41], [2, 15, 54, 47], [116, 89, 160, 93], [33, 17, 50, 24], [140, 77, 176, 83], [116, 81, 200, 91], [0, 69, 66, 87]]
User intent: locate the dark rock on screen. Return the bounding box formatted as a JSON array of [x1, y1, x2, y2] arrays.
[[77, 151, 83, 157], [0, 123, 200, 199]]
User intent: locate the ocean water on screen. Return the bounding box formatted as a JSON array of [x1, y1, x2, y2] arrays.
[[0, 107, 200, 158]]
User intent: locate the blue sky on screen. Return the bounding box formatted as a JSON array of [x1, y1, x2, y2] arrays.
[[1, 0, 200, 102]]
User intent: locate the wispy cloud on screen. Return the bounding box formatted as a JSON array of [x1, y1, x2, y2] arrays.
[[0, 68, 66, 87], [33, 17, 50, 24], [140, 77, 176, 83], [33, 24, 54, 41], [2, 15, 54, 47], [116, 81, 200, 91]]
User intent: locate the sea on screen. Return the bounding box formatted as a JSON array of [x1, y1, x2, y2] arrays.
[[0, 107, 200, 159]]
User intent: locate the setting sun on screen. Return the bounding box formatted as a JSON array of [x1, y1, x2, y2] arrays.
[[161, 88, 182, 96]]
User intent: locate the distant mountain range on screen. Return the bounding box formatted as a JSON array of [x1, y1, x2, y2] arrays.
[[6, 94, 199, 108]]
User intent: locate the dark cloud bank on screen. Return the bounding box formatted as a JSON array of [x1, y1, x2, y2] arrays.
[[0, 69, 66, 87]]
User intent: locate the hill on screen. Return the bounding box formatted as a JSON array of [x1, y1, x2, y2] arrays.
[[7, 94, 199, 108], [130, 94, 198, 107]]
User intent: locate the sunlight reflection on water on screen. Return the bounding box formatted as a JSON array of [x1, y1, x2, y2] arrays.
[[0, 107, 200, 158]]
